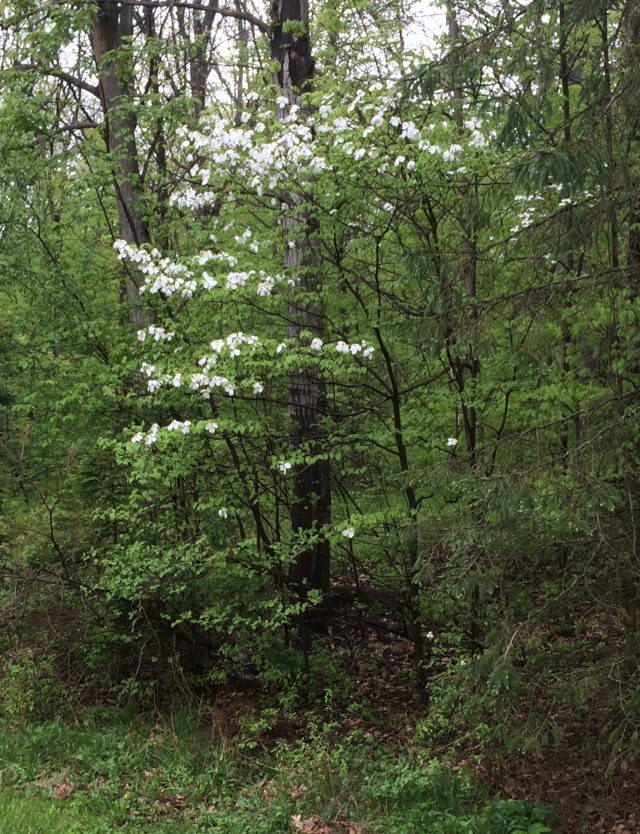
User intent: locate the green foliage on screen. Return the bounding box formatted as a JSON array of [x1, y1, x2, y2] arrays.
[[0, 711, 557, 833], [0, 0, 639, 804], [0, 649, 67, 722], [490, 800, 556, 834]]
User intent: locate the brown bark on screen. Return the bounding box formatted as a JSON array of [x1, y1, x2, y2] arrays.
[[270, 0, 331, 595], [90, 1, 150, 326], [187, 1, 219, 118], [626, 0, 640, 282]]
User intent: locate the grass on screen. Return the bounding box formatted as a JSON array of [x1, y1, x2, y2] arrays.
[[0, 789, 90, 834], [0, 789, 198, 834], [0, 708, 557, 834]]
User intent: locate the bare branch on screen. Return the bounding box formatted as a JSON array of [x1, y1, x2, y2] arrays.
[[58, 0, 269, 33], [31, 120, 100, 147], [15, 64, 100, 97]]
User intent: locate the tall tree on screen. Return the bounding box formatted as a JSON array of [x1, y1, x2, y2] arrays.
[[90, 1, 151, 325], [271, 0, 331, 594]]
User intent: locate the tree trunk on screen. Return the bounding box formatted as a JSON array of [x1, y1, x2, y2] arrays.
[[90, 0, 150, 326], [626, 0, 640, 288], [271, 0, 331, 595]]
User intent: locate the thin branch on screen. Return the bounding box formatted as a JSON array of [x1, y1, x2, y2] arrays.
[[30, 120, 100, 147], [57, 0, 269, 33], [14, 63, 100, 97]]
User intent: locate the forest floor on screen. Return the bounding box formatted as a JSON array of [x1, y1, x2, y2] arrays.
[[0, 609, 637, 833], [244, 598, 639, 834], [205, 607, 639, 834]]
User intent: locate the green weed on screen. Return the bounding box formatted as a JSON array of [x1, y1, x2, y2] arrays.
[[0, 710, 558, 834]]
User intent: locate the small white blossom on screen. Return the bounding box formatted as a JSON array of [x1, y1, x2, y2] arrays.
[[205, 422, 218, 434], [278, 460, 292, 474], [234, 228, 252, 245], [447, 437, 458, 447], [253, 382, 264, 395], [341, 527, 355, 539], [166, 420, 191, 434], [310, 337, 323, 350], [218, 507, 228, 519], [401, 121, 420, 141], [131, 432, 143, 443], [202, 272, 217, 290]]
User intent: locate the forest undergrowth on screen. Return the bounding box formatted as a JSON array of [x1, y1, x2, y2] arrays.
[[0, 593, 637, 834]]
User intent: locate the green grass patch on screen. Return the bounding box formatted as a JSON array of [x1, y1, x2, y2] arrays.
[[0, 709, 558, 834], [0, 789, 91, 834]]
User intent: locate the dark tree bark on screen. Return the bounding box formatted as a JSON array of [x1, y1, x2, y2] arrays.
[[270, 0, 331, 595], [90, 1, 151, 326], [271, 0, 314, 93], [626, 0, 640, 283]]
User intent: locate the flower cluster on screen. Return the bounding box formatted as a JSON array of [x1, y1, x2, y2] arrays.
[[137, 325, 174, 342], [115, 240, 289, 301], [167, 85, 496, 218], [130, 423, 159, 445], [335, 340, 375, 358]]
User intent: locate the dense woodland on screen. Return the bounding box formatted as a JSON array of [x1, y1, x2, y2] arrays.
[[1, 0, 640, 830]]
